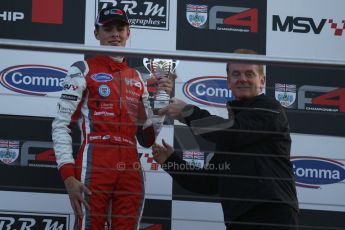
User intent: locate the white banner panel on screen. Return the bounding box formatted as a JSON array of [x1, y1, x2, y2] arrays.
[[291, 133, 345, 212], [85, 0, 177, 51], [0, 191, 73, 229], [139, 125, 173, 200], [172, 200, 225, 230], [267, 0, 345, 60], [0, 50, 82, 117], [174, 61, 229, 121]]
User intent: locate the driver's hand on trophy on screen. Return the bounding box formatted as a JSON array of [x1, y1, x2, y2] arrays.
[[158, 97, 187, 118], [157, 73, 176, 95], [152, 139, 174, 164]]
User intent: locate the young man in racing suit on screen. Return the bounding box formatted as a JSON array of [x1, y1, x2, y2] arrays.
[[52, 7, 173, 230]]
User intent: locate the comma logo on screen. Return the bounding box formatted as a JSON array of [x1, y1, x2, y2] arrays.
[[0, 65, 66, 96], [183, 76, 233, 107], [31, 0, 64, 24], [291, 156, 345, 189]]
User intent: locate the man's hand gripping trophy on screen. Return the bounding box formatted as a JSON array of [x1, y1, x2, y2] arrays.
[[143, 58, 178, 114]]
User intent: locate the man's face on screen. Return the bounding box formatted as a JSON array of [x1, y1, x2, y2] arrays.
[[227, 63, 265, 101], [94, 22, 130, 47]]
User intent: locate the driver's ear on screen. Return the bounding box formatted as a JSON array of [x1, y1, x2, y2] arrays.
[[94, 28, 100, 40], [126, 27, 130, 39]]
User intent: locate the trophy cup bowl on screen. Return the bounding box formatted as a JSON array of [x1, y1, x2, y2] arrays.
[[143, 58, 178, 112]]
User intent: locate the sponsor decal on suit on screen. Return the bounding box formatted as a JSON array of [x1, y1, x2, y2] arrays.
[[98, 84, 111, 97], [91, 73, 113, 82]]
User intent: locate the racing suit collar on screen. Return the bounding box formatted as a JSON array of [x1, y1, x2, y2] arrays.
[[98, 55, 128, 71]]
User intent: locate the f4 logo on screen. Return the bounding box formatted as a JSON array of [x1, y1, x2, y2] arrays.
[[298, 86, 345, 112], [186, 5, 258, 33], [210, 6, 258, 32]]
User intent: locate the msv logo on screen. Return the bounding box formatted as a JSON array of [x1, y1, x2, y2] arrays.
[[0, 65, 66, 96], [183, 76, 233, 107], [291, 156, 345, 189]]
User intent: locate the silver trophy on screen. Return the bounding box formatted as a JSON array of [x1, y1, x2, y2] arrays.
[[143, 58, 178, 111]]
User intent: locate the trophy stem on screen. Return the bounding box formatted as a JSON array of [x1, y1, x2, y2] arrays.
[[154, 90, 170, 112]]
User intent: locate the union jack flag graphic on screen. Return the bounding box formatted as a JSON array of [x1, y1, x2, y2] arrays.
[[275, 83, 296, 93], [0, 140, 19, 149], [183, 151, 204, 160], [187, 4, 208, 13]]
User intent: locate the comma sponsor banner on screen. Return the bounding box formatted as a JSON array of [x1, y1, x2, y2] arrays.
[[291, 156, 345, 189], [267, 0, 345, 59], [183, 76, 234, 108], [0, 211, 69, 230], [174, 61, 229, 119], [0, 65, 66, 96], [0, 49, 82, 117], [291, 133, 345, 212], [0, 0, 85, 43], [177, 0, 267, 53], [0, 63, 67, 117], [96, 0, 169, 30]]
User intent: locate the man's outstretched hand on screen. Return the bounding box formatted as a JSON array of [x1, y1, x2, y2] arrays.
[[158, 97, 187, 118], [152, 139, 174, 164]]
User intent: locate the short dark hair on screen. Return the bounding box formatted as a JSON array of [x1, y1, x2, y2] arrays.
[[226, 49, 264, 75]]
